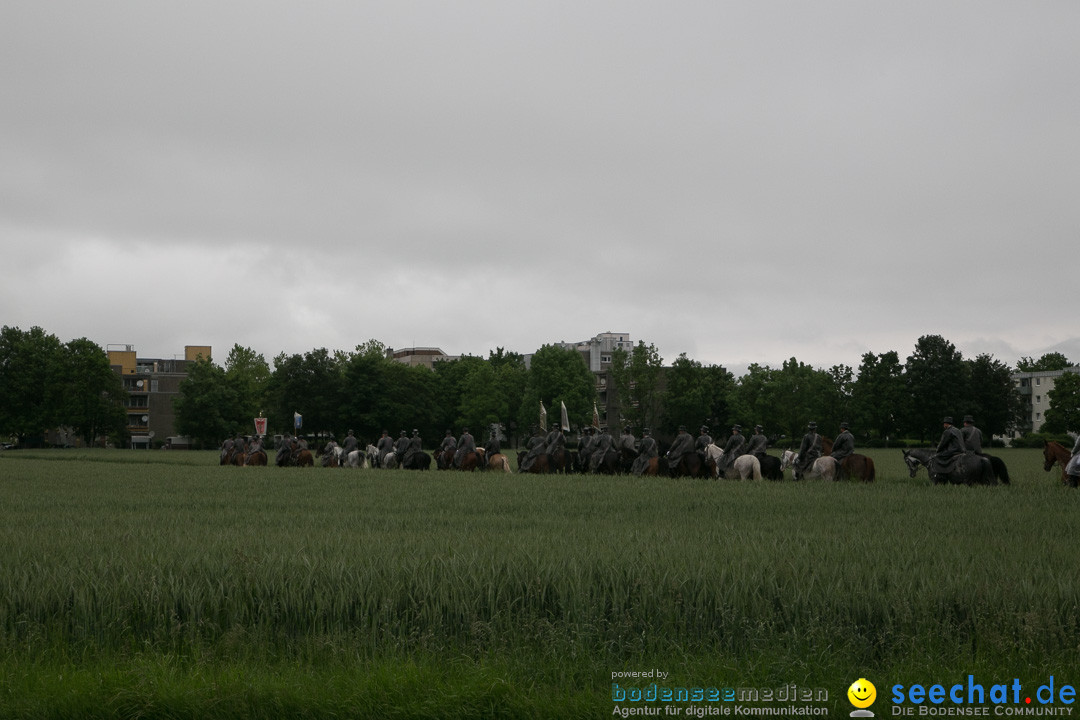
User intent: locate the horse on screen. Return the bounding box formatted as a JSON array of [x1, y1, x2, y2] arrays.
[[982, 454, 1009, 484], [244, 449, 267, 466], [434, 448, 455, 470], [344, 449, 365, 468], [1043, 441, 1077, 487], [401, 451, 431, 470], [661, 451, 709, 478], [779, 450, 836, 480], [902, 448, 995, 485], [732, 453, 762, 480], [486, 452, 511, 472], [456, 450, 481, 471], [838, 454, 876, 482], [517, 451, 551, 474], [759, 454, 783, 481]]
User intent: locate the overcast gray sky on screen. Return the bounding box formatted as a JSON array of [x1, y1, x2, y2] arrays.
[[2, 1, 1078, 374]]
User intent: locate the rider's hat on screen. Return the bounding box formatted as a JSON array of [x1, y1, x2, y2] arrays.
[[963, 415, 974, 424], [700, 425, 710, 433], [642, 428, 651, 434], [943, 416, 953, 424], [754, 424, 763, 431], [732, 424, 741, 432], [840, 421, 849, 429], [807, 421, 817, 430], [678, 424, 687, 431]]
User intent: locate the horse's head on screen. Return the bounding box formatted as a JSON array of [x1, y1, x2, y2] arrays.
[[902, 449, 923, 478], [1043, 441, 1060, 472], [779, 449, 796, 470]]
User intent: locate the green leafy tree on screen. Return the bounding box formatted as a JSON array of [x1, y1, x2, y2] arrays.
[[1017, 352, 1073, 372], [851, 351, 905, 440], [661, 353, 734, 435], [224, 344, 270, 423], [610, 341, 665, 432], [266, 348, 344, 439], [173, 356, 236, 447], [964, 353, 1022, 437], [0, 326, 66, 444], [1042, 371, 1080, 433], [518, 344, 596, 436], [60, 337, 127, 446], [903, 335, 968, 441], [432, 355, 486, 433]]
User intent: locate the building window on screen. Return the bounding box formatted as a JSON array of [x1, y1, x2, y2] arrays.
[[1036, 395, 1041, 403], [1036, 412, 1042, 420], [1036, 378, 1041, 386]]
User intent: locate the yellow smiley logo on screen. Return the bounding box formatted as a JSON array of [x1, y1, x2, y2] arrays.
[[848, 678, 876, 709]]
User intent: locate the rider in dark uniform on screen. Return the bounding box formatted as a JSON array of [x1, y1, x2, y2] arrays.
[[961, 415, 983, 454], [795, 422, 822, 480], [665, 425, 695, 475], [631, 428, 659, 476], [931, 417, 966, 482], [717, 425, 745, 476], [745, 425, 768, 458], [830, 422, 854, 479], [454, 427, 476, 468]]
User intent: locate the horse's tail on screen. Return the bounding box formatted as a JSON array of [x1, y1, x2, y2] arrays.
[[991, 455, 1009, 484], [752, 460, 762, 481], [500, 456, 510, 472], [866, 457, 876, 482]]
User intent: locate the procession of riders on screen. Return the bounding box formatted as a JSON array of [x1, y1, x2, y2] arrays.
[[218, 414, 1019, 482]]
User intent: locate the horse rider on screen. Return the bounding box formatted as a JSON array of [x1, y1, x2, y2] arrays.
[[376, 429, 394, 467], [484, 426, 501, 457], [577, 426, 596, 470], [520, 426, 546, 472], [795, 422, 822, 480], [665, 425, 695, 475], [930, 416, 968, 482], [403, 429, 423, 468], [394, 430, 410, 459], [618, 425, 636, 456], [454, 427, 476, 468], [632, 428, 659, 476], [247, 434, 264, 457], [745, 424, 768, 459], [1067, 434, 1080, 485], [830, 422, 855, 479], [440, 429, 457, 463], [695, 425, 713, 461], [961, 415, 983, 454], [717, 424, 745, 477], [320, 439, 339, 467], [589, 426, 614, 472], [544, 424, 566, 468], [275, 433, 294, 466], [341, 429, 359, 458], [220, 436, 235, 463]]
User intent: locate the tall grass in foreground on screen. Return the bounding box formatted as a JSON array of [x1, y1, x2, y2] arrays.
[[0, 449, 1078, 716]]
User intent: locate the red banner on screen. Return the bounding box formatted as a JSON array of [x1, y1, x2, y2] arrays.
[[254, 417, 268, 436]]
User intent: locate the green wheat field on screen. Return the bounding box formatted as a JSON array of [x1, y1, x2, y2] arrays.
[[0, 447, 1078, 718]]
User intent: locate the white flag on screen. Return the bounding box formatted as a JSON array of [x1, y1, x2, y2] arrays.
[[560, 401, 570, 432], [539, 401, 547, 431]]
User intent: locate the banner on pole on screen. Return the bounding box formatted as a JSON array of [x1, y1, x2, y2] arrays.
[[294, 412, 303, 430], [254, 417, 268, 436], [592, 403, 600, 429], [539, 401, 547, 431], [560, 401, 569, 432]]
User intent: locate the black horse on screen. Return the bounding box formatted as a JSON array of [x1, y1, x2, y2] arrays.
[[903, 448, 995, 485]]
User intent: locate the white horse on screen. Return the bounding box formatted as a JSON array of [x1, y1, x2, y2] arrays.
[[344, 449, 366, 468], [703, 444, 762, 480], [780, 449, 836, 480]]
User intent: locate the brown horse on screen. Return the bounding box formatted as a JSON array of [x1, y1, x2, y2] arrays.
[[1043, 441, 1075, 486], [245, 450, 267, 466], [839, 454, 876, 482], [486, 452, 511, 472], [517, 451, 551, 474], [435, 449, 455, 470]]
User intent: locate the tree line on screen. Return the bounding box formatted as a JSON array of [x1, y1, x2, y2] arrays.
[[2, 325, 1076, 449]]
